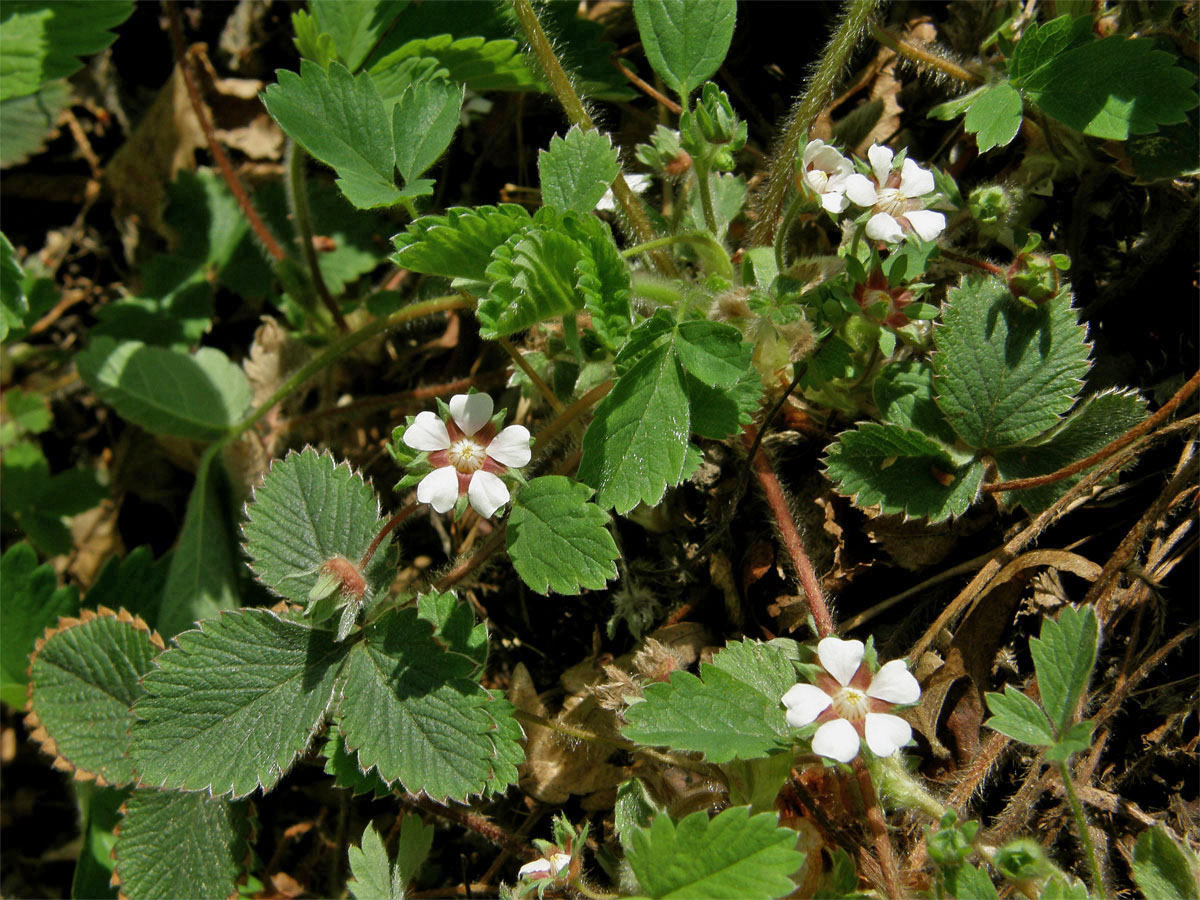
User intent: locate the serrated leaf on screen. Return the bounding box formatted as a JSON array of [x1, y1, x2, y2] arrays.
[[578, 342, 691, 514], [0, 78, 71, 169], [0, 542, 79, 706], [0, 1, 133, 102], [873, 360, 962, 451], [710, 639, 803, 704], [633, 0, 737, 103], [933, 277, 1090, 449], [112, 790, 249, 900], [323, 726, 395, 798], [391, 204, 532, 285], [994, 389, 1147, 514], [964, 81, 1023, 152], [824, 422, 985, 522], [71, 782, 125, 900], [262, 60, 402, 209], [1045, 720, 1095, 762], [1029, 605, 1098, 737], [943, 862, 1000, 900], [984, 685, 1055, 747], [1008, 15, 1092, 84], [27, 609, 162, 786], [77, 338, 252, 440], [1132, 826, 1200, 900], [309, 0, 409, 72], [131, 609, 351, 798], [84, 547, 170, 629], [685, 368, 761, 440], [627, 806, 805, 899], [370, 34, 538, 98], [0, 440, 108, 556], [337, 608, 520, 801], [416, 590, 488, 670], [538, 126, 621, 214], [243, 448, 394, 609], [674, 320, 753, 389], [507, 476, 619, 595], [571, 214, 633, 351], [348, 816, 433, 900], [392, 76, 463, 183]]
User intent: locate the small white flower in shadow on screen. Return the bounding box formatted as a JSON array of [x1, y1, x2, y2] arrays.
[[518, 852, 572, 880]]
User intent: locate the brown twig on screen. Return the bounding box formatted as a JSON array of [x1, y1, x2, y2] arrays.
[[611, 54, 683, 115], [854, 759, 903, 900], [867, 22, 981, 86]]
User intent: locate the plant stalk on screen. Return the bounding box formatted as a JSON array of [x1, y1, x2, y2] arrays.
[[1059, 759, 1109, 900], [693, 159, 720, 235], [287, 141, 347, 332], [853, 758, 904, 900]]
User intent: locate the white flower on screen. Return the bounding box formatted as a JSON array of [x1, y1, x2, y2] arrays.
[[402, 393, 531, 518], [844, 144, 946, 244], [781, 636, 921, 763], [799, 139, 854, 213], [518, 852, 572, 879], [597, 173, 651, 212]]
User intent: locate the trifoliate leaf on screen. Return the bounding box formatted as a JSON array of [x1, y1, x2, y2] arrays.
[[243, 448, 395, 611], [508, 476, 619, 595], [632, 0, 737, 103], [111, 790, 250, 900], [1029, 605, 1098, 738], [984, 685, 1055, 747], [674, 320, 753, 389], [709, 639, 803, 704], [392, 76, 463, 183], [1131, 826, 1200, 900], [1045, 720, 1096, 762], [994, 388, 1147, 513], [626, 806, 805, 900], [370, 34, 539, 97], [0, 1, 133, 102], [577, 342, 691, 514], [77, 338, 252, 440], [964, 81, 1023, 152], [0, 78, 71, 169], [823, 422, 985, 522], [478, 227, 581, 338], [308, 0, 408, 72], [26, 608, 162, 786], [538, 126, 621, 214], [261, 60, 402, 209], [131, 609, 352, 798], [291, 10, 336, 70], [0, 542, 79, 707], [336, 608, 520, 801], [391, 204, 532, 286], [348, 817, 434, 900], [685, 367, 761, 440], [873, 360, 962, 451], [933, 277, 1090, 449]]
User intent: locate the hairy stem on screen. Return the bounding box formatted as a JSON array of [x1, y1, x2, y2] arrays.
[[854, 759, 904, 900], [694, 159, 720, 235], [287, 142, 347, 332], [1059, 759, 1109, 900], [360, 502, 420, 570], [868, 22, 980, 85], [751, 0, 880, 246]]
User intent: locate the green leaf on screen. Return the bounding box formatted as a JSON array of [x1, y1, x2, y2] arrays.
[[0, 232, 26, 340], [308, 0, 409, 72], [873, 360, 962, 450], [994, 389, 1147, 514], [348, 816, 433, 900], [1132, 826, 1200, 900], [538, 126, 621, 214], [964, 81, 1023, 152], [683, 171, 746, 240], [507, 476, 619, 595], [243, 448, 395, 609], [573, 214, 634, 351], [1045, 720, 1095, 762], [0, 1, 133, 102], [1040, 875, 1091, 900], [27, 609, 161, 786], [89, 285, 214, 350], [1008, 15, 1092, 84], [291, 10, 336, 70], [0, 441, 108, 556], [77, 338, 252, 440], [632, 0, 737, 103], [627, 806, 805, 899], [84, 546, 171, 632], [824, 422, 984, 522], [710, 638, 803, 703], [984, 684, 1055, 747], [674, 320, 753, 389], [685, 368, 761, 440], [261, 60, 402, 209], [1029, 605, 1099, 737], [943, 863, 1000, 900], [131, 609, 352, 798], [392, 76, 463, 183], [578, 342, 691, 514], [0, 542, 78, 707], [417, 590, 488, 671], [336, 608, 522, 801], [111, 790, 250, 900], [478, 229, 580, 337], [71, 783, 125, 900], [933, 277, 1090, 449], [3, 386, 50, 435], [370, 34, 538, 98], [391, 204, 532, 286], [0, 78, 71, 169]]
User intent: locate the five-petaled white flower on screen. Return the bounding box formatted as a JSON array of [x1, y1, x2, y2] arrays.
[[844, 144, 946, 244], [518, 852, 572, 880], [799, 139, 854, 213], [402, 393, 531, 518], [782, 636, 921, 763]]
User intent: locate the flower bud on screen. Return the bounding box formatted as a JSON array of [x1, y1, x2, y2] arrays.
[[968, 184, 1014, 226]]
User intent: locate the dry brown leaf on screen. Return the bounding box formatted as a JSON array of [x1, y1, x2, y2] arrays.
[[66, 499, 124, 589]]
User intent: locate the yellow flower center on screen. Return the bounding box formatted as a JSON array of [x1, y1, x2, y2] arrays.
[[447, 437, 486, 473], [832, 687, 871, 721]]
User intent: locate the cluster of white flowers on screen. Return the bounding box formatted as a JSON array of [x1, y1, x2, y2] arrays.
[[799, 140, 946, 245]]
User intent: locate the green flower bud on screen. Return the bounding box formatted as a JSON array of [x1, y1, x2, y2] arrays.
[[968, 184, 1013, 226]]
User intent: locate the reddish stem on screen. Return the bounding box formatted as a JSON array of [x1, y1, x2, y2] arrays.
[[359, 502, 419, 570], [854, 759, 904, 900], [612, 52, 683, 114], [939, 248, 1006, 277]]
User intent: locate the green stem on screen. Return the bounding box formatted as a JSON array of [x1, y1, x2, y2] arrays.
[[751, 0, 880, 246], [287, 141, 346, 332], [774, 191, 807, 271], [694, 158, 720, 236], [1059, 759, 1109, 900], [623, 232, 734, 282]]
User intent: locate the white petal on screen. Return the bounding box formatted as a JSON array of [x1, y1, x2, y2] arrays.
[[802, 138, 828, 168], [626, 173, 652, 195], [518, 859, 552, 878], [782, 683, 833, 727], [595, 189, 617, 212], [898, 157, 935, 197], [867, 143, 894, 184], [486, 424, 531, 468], [403, 411, 451, 451], [864, 712, 912, 757], [468, 470, 510, 518], [820, 189, 849, 214], [865, 212, 904, 244], [903, 209, 946, 242], [843, 173, 878, 207], [817, 637, 865, 686], [449, 393, 493, 436], [417, 466, 460, 513], [812, 718, 861, 763], [867, 660, 921, 704], [548, 853, 571, 875]]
